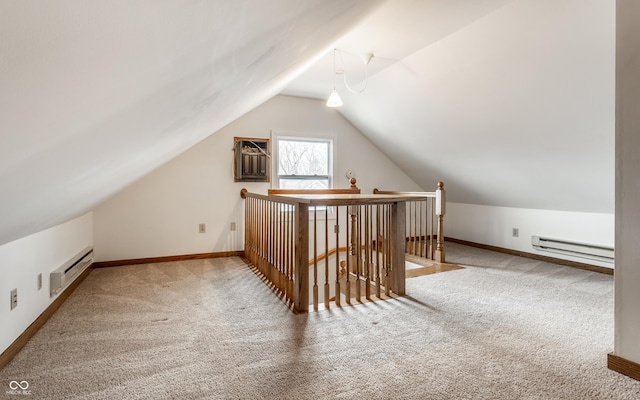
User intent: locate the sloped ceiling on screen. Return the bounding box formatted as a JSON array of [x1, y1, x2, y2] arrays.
[[284, 0, 615, 213], [0, 0, 383, 246], [0, 0, 614, 247]]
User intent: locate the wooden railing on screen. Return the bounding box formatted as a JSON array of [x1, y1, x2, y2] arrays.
[[267, 177, 361, 196], [374, 182, 446, 263], [241, 186, 410, 313]]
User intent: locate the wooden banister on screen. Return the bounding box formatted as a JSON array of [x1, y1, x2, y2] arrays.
[[240, 187, 413, 313], [268, 188, 360, 195], [268, 178, 360, 196]]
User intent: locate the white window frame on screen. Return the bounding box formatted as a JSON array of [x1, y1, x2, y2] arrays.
[[271, 131, 337, 218], [271, 131, 336, 190]]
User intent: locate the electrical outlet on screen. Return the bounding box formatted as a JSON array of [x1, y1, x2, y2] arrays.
[[512, 228, 519, 238], [10, 288, 17, 310], [199, 223, 206, 233], [37, 273, 42, 290], [230, 222, 236, 231]]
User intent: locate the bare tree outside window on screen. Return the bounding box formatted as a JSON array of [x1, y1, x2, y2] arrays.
[[278, 138, 331, 190]]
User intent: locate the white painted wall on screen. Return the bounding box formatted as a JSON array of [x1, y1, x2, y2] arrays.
[[0, 213, 93, 355], [614, 0, 640, 365], [447, 203, 614, 268], [93, 95, 421, 262], [338, 0, 615, 214]]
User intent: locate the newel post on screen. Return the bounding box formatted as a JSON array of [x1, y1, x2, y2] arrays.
[[390, 201, 406, 296], [293, 202, 309, 313], [435, 182, 446, 263]]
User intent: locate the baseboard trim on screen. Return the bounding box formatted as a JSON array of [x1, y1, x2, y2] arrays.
[[608, 353, 640, 381], [445, 237, 613, 275], [92, 251, 245, 268], [0, 266, 93, 371]]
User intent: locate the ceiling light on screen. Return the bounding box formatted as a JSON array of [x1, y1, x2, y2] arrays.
[[326, 48, 373, 108], [326, 89, 343, 107]]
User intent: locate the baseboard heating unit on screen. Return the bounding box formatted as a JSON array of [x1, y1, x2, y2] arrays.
[[50, 247, 94, 297], [531, 236, 614, 263]]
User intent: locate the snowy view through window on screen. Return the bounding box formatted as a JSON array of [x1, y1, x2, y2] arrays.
[[278, 138, 330, 190]]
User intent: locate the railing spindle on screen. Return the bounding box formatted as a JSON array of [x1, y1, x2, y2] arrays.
[[385, 204, 391, 296], [354, 205, 361, 302], [376, 204, 381, 298], [273, 201, 279, 292], [273, 202, 278, 291], [365, 204, 371, 300], [273, 201, 277, 284], [313, 207, 318, 311], [284, 203, 288, 297], [289, 203, 294, 299], [345, 205, 351, 305], [429, 199, 435, 260], [324, 210, 330, 310], [263, 199, 268, 277], [375, 204, 379, 287], [269, 200, 273, 283], [281, 201, 287, 292], [257, 199, 263, 275], [335, 206, 341, 307], [409, 200, 414, 255], [419, 199, 423, 258]]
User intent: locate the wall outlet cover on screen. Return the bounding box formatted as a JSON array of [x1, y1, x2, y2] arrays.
[[10, 288, 17, 310]]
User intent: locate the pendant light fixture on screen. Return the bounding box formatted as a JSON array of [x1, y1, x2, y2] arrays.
[[326, 48, 373, 108], [326, 49, 343, 107]]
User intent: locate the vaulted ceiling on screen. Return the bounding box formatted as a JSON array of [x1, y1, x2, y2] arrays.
[[0, 0, 383, 245], [0, 0, 614, 246], [284, 0, 615, 213]]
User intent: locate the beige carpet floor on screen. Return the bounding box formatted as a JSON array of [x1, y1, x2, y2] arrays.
[[1, 243, 639, 399]]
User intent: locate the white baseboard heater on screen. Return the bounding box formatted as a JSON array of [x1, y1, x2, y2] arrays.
[[531, 236, 614, 263], [50, 247, 94, 297]]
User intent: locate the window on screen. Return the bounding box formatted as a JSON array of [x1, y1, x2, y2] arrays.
[[276, 137, 332, 189]]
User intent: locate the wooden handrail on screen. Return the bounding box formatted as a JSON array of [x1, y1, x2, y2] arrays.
[[240, 189, 300, 204], [268, 178, 360, 195], [243, 191, 416, 206], [269, 188, 360, 195], [373, 188, 435, 197], [308, 246, 352, 266]]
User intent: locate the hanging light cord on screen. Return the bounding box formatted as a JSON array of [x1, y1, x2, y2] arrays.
[[332, 49, 338, 90], [337, 49, 369, 94]]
